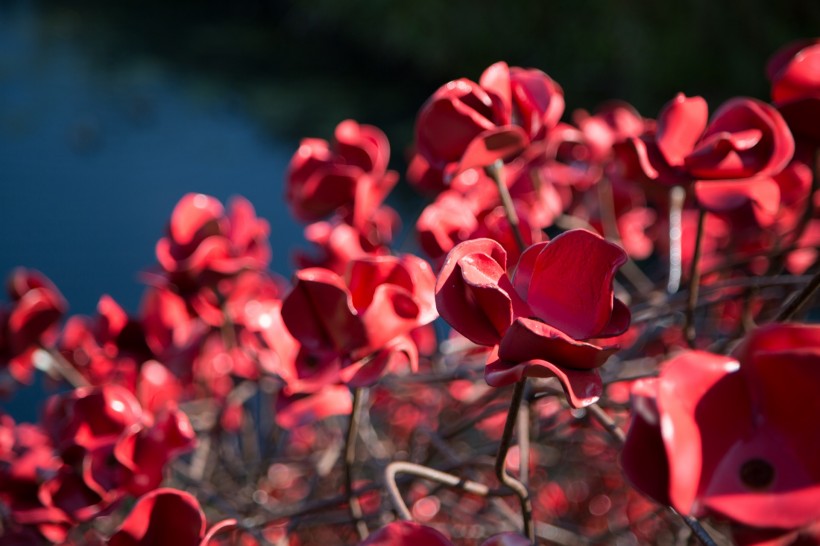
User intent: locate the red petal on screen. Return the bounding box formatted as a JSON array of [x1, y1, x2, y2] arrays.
[[655, 351, 747, 517], [416, 79, 497, 165], [597, 298, 631, 338], [694, 177, 781, 227], [655, 94, 708, 167], [108, 488, 207, 546], [435, 239, 526, 346], [770, 41, 820, 104], [526, 229, 627, 340], [346, 256, 414, 313], [497, 317, 617, 371], [359, 521, 454, 546], [456, 126, 528, 173], [275, 385, 352, 429], [341, 335, 418, 388], [281, 268, 366, 353], [485, 345, 603, 408], [511, 241, 549, 301], [359, 283, 421, 350], [479, 61, 513, 121], [621, 378, 672, 506], [170, 193, 225, 246]]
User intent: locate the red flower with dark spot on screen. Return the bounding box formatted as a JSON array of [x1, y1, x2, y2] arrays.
[[622, 323, 820, 532]]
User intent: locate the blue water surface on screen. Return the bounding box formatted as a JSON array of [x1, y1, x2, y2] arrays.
[[0, 2, 303, 419]]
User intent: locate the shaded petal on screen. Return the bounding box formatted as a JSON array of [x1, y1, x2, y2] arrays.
[[498, 317, 617, 371], [335, 119, 391, 175], [509, 66, 565, 138], [416, 79, 497, 165], [694, 177, 781, 227], [342, 335, 418, 388], [359, 521, 454, 546], [456, 126, 528, 173], [281, 268, 367, 353], [769, 40, 820, 104], [621, 378, 672, 506], [597, 298, 631, 338], [732, 322, 820, 361], [479, 61, 513, 121], [485, 345, 602, 408], [200, 519, 240, 546], [398, 254, 439, 325], [511, 241, 549, 301], [275, 385, 352, 430], [346, 256, 414, 312], [108, 488, 206, 546], [435, 239, 526, 346], [170, 194, 225, 246]]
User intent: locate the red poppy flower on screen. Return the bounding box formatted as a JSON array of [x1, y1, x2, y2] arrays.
[[43, 385, 143, 453], [435, 229, 629, 407], [409, 62, 564, 191], [0, 419, 71, 543], [281, 254, 437, 389], [625, 94, 794, 226], [622, 323, 820, 532], [1, 268, 67, 384], [155, 193, 271, 291], [295, 220, 384, 274], [59, 295, 155, 389], [480, 62, 564, 140], [768, 39, 820, 143], [286, 119, 398, 228], [574, 100, 650, 163]]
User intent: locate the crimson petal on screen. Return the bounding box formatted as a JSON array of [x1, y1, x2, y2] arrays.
[[526, 229, 627, 340], [456, 126, 528, 174], [485, 345, 603, 408], [655, 93, 708, 167], [108, 488, 207, 546]]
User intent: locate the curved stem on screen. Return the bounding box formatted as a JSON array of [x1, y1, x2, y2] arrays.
[[345, 387, 369, 540], [517, 400, 530, 486], [385, 461, 495, 520], [684, 208, 706, 348], [495, 379, 535, 543], [585, 403, 625, 444], [486, 160, 526, 252]]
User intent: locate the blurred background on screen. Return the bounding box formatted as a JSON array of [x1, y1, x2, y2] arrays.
[[1, 0, 817, 315]]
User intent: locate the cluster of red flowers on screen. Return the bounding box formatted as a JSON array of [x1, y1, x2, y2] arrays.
[[1, 38, 819, 546]]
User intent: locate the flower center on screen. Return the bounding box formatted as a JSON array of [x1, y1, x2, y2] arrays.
[[739, 458, 775, 490]]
